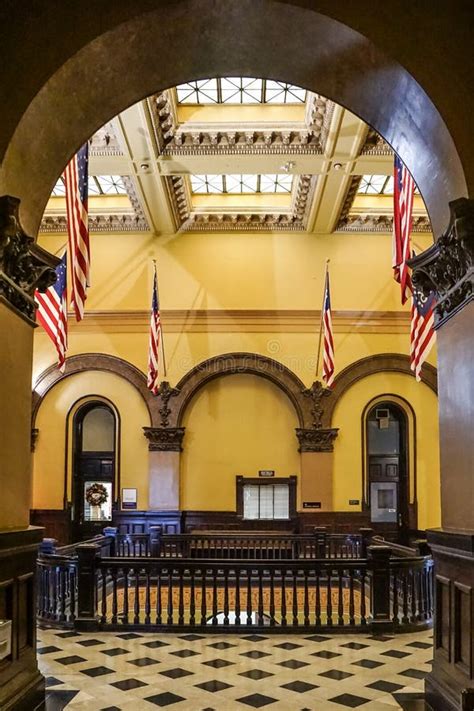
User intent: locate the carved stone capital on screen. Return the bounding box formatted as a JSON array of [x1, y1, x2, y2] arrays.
[[296, 427, 339, 453], [301, 381, 332, 429], [0, 196, 58, 321], [143, 426, 185, 452], [409, 198, 474, 325], [31, 428, 39, 453]]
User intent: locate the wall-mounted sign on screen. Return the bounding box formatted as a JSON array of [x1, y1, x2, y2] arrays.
[[122, 488, 137, 510], [259, 470, 275, 478], [303, 501, 321, 509], [349, 499, 360, 506]]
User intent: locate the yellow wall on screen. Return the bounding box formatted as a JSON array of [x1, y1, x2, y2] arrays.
[[332, 372, 440, 530], [180, 374, 300, 511], [33, 371, 150, 511]]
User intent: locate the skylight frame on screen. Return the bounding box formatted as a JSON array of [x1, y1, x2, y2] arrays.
[[51, 175, 128, 197], [176, 78, 307, 105], [190, 174, 294, 195]]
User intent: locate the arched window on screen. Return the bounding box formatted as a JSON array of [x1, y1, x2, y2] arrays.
[[365, 401, 410, 540], [72, 401, 118, 540]]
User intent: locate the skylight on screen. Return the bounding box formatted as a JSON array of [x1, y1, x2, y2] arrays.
[[190, 174, 294, 194], [176, 78, 306, 105], [51, 175, 127, 196], [358, 175, 394, 195]]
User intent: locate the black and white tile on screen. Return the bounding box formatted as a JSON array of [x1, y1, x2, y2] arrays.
[[35, 626, 432, 709]]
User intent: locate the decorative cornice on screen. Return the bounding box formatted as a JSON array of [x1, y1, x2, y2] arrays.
[[60, 309, 413, 335], [360, 128, 392, 155], [152, 91, 334, 157], [409, 198, 474, 325], [296, 427, 339, 452], [167, 174, 317, 232], [143, 426, 185, 452], [0, 195, 58, 321], [40, 175, 149, 233], [337, 176, 362, 225], [336, 214, 432, 233], [89, 121, 123, 156]]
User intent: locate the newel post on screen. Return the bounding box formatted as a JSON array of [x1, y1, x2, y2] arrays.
[[359, 527, 374, 557], [313, 526, 327, 558], [75, 544, 99, 630], [367, 545, 393, 631], [150, 525, 163, 557]]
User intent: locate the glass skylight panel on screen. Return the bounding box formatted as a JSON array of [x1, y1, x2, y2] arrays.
[[358, 175, 393, 195], [190, 174, 294, 194], [176, 79, 219, 104], [260, 174, 293, 193], [176, 78, 306, 104], [265, 80, 306, 103], [52, 177, 66, 196], [94, 175, 127, 194]]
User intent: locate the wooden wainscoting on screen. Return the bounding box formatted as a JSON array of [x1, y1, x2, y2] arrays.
[[30, 509, 71, 546]]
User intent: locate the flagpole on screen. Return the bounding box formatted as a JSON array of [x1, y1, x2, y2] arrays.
[[315, 259, 330, 380], [153, 260, 167, 379]]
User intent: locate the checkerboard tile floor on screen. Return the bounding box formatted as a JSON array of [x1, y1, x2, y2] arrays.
[[36, 626, 432, 710]]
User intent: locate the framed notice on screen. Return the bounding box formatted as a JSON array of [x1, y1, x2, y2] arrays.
[[258, 470, 275, 478], [122, 488, 137, 510]]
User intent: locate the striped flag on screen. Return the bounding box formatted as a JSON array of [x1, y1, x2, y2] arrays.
[[322, 268, 335, 388], [64, 143, 90, 321], [410, 274, 436, 382], [147, 264, 162, 395], [34, 253, 68, 372], [392, 155, 415, 304]]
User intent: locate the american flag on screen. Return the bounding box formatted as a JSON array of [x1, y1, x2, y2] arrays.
[[392, 155, 415, 304], [410, 275, 436, 382], [322, 269, 335, 387], [34, 253, 68, 372], [147, 264, 162, 395], [64, 143, 90, 321]]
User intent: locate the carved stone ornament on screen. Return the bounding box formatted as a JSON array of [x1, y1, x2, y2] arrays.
[[302, 381, 331, 429], [409, 198, 474, 325], [296, 427, 339, 453], [0, 196, 58, 321], [143, 426, 185, 452], [156, 381, 180, 427]]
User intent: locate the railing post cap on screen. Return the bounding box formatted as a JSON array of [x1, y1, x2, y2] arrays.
[[39, 538, 57, 554], [367, 544, 392, 559], [103, 526, 117, 537], [76, 542, 100, 556], [359, 527, 374, 536]]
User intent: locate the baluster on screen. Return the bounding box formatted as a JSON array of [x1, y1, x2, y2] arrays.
[[420, 566, 427, 621], [178, 568, 184, 625], [411, 569, 418, 623], [257, 568, 264, 626], [212, 567, 218, 625], [402, 569, 409, 624], [200, 569, 207, 625], [303, 569, 310, 626], [348, 569, 355, 626], [156, 568, 162, 625], [281, 568, 287, 626], [360, 569, 367, 625], [223, 568, 230, 625], [123, 566, 129, 624], [338, 569, 344, 626], [101, 568, 107, 623], [292, 568, 298, 626], [134, 567, 140, 624], [70, 566, 76, 622], [145, 569, 151, 625], [167, 568, 173, 625], [315, 570, 321, 626], [235, 568, 241, 625], [189, 568, 195, 626], [269, 568, 275, 626], [326, 568, 333, 626], [59, 568, 66, 622], [111, 568, 118, 624], [246, 568, 252, 625], [52, 566, 58, 620], [392, 569, 399, 625]]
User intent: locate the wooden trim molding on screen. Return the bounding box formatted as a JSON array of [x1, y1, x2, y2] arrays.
[[323, 353, 438, 427], [32, 353, 159, 427]]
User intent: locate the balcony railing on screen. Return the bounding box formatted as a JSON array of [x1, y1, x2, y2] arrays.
[[36, 528, 433, 635]]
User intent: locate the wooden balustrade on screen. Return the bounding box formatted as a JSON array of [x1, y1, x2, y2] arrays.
[[36, 532, 433, 635]]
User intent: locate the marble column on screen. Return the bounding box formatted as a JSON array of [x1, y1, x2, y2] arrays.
[[143, 426, 185, 510], [411, 198, 474, 711]]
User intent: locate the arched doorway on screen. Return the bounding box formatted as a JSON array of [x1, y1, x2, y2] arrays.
[[71, 400, 118, 540]]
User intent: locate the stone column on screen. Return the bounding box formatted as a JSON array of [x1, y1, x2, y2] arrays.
[[143, 426, 185, 510], [0, 196, 58, 709], [410, 198, 474, 711], [296, 428, 338, 512]]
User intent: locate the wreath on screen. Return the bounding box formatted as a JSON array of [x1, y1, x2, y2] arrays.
[[85, 482, 108, 507]]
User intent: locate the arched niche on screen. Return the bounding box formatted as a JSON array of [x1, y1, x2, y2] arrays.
[[0, 1, 468, 237]]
